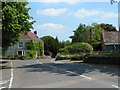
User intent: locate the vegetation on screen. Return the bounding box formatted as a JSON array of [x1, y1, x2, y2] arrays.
[[2, 2, 35, 55], [26, 41, 44, 58], [59, 42, 93, 54], [55, 51, 99, 61], [69, 23, 104, 50], [2, 54, 29, 60], [41, 36, 60, 58], [99, 23, 117, 31]]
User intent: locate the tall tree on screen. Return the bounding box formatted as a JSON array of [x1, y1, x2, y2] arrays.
[[2, 2, 35, 55], [69, 24, 88, 43], [41, 36, 59, 57], [99, 23, 117, 31], [70, 23, 104, 50]]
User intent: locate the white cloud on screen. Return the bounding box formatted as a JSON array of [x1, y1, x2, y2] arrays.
[[32, 0, 79, 4], [73, 8, 118, 18], [37, 23, 66, 33], [37, 8, 68, 16]]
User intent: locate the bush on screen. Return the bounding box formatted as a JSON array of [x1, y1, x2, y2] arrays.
[[85, 52, 99, 57], [2, 54, 29, 60], [58, 42, 93, 54], [26, 50, 36, 58], [18, 55, 28, 60], [55, 53, 73, 61]]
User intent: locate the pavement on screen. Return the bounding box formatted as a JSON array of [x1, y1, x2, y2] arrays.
[[0, 59, 120, 89]]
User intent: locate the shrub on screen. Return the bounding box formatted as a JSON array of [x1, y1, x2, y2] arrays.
[[85, 52, 99, 57], [58, 42, 93, 54], [18, 55, 28, 60], [26, 50, 36, 58], [55, 53, 73, 60]]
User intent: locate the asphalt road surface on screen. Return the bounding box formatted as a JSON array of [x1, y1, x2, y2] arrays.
[[0, 59, 120, 89]]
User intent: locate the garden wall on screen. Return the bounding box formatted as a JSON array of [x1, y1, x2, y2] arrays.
[[83, 56, 120, 65]]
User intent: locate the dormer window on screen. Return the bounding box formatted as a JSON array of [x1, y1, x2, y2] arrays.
[[19, 42, 23, 47]]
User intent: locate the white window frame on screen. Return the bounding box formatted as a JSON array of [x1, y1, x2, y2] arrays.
[[17, 50, 24, 56], [18, 42, 24, 48]]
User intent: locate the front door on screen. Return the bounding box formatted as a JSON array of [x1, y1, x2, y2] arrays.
[[17, 51, 24, 55]]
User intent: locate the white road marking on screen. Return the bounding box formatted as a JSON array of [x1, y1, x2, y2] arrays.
[[38, 61, 43, 64], [8, 62, 14, 88], [37, 61, 92, 80], [0, 80, 10, 85], [66, 71, 92, 80], [0, 87, 6, 90], [112, 85, 119, 88], [80, 75, 92, 80]]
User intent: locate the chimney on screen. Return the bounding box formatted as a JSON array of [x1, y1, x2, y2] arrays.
[[34, 31, 37, 35]]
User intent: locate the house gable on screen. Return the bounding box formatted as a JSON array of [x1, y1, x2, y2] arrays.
[[101, 31, 120, 51]]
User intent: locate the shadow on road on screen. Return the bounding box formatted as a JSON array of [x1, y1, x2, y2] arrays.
[[16, 62, 120, 77]]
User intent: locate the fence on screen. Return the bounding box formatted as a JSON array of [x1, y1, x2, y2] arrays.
[[83, 56, 120, 65]]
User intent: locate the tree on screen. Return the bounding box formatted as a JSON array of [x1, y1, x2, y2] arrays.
[[2, 2, 35, 55], [69, 24, 88, 43], [41, 36, 59, 57], [99, 23, 117, 31], [26, 41, 44, 58], [70, 23, 104, 50]]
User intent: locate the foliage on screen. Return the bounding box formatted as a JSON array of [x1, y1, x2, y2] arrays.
[[26, 50, 36, 58], [55, 53, 73, 60], [26, 41, 44, 57], [59, 42, 93, 54], [41, 36, 60, 58], [99, 23, 117, 31], [3, 54, 29, 60], [69, 23, 104, 50], [97, 51, 120, 56], [2, 2, 35, 55]]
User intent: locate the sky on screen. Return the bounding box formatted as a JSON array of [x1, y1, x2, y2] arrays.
[[26, 0, 118, 41]]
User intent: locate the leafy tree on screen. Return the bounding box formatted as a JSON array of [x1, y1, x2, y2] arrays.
[[2, 2, 35, 55], [41, 36, 59, 57], [70, 23, 104, 50], [69, 24, 88, 43], [26, 41, 44, 57], [99, 23, 117, 31]]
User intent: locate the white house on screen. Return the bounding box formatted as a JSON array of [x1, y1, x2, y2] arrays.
[[5, 31, 44, 57]]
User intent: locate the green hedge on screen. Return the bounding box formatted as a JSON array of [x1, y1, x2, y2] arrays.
[[59, 42, 93, 54]]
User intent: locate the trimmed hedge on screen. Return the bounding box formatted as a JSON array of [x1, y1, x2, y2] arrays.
[[58, 42, 93, 54], [83, 56, 120, 65]]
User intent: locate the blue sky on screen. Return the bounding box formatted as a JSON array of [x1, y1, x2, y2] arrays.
[[26, 1, 118, 41]]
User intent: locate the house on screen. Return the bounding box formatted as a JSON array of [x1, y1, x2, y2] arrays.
[[101, 31, 120, 51], [5, 31, 44, 57]]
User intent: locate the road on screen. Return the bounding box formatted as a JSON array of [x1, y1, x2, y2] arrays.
[[0, 59, 120, 89]]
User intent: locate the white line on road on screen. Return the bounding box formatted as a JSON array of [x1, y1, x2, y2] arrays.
[[37, 61, 43, 64], [0, 87, 6, 90], [80, 75, 92, 80], [66, 71, 92, 80], [37, 61, 92, 80], [8, 62, 14, 88], [112, 85, 119, 88]]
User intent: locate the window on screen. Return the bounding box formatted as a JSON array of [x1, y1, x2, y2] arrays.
[[18, 51, 22, 55], [19, 42, 23, 47], [17, 51, 24, 55]]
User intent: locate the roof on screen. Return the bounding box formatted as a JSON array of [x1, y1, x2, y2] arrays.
[[21, 32, 44, 43], [102, 31, 120, 44]]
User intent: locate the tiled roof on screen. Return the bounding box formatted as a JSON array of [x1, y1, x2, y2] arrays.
[[102, 31, 120, 43], [21, 32, 43, 43]]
